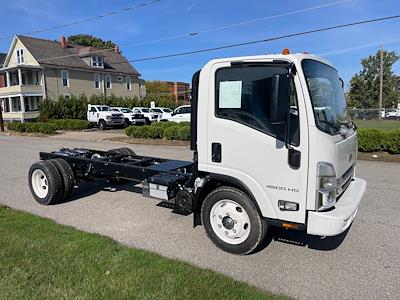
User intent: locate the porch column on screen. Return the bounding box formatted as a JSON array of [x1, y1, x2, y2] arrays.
[[8, 97, 12, 113], [18, 69, 22, 85], [20, 95, 25, 113], [5, 71, 10, 87]]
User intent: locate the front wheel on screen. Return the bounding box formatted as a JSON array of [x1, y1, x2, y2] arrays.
[[99, 120, 106, 130], [201, 186, 267, 255]]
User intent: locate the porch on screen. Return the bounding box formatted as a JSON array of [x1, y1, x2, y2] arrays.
[[1, 95, 42, 122], [0, 66, 44, 98]]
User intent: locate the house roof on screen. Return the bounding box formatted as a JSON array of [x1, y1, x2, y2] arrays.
[[0, 53, 7, 68], [16, 35, 140, 76]]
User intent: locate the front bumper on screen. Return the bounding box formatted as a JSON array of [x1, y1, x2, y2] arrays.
[[307, 177, 366, 236]]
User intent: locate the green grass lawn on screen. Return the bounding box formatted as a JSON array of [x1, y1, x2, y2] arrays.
[[354, 119, 400, 130], [0, 206, 285, 300]]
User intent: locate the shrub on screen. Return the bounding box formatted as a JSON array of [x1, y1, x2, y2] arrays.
[[357, 128, 400, 154], [164, 126, 180, 140], [383, 130, 400, 154], [147, 125, 164, 139], [357, 129, 383, 152], [125, 122, 190, 141], [49, 119, 89, 130], [6, 122, 57, 134]]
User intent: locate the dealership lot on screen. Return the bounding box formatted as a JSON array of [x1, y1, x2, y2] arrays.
[[0, 134, 399, 299]]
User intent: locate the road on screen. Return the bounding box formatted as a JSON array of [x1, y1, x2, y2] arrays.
[[0, 134, 399, 299]]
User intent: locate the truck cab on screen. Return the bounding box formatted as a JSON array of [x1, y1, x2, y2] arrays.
[[190, 51, 366, 250], [87, 105, 124, 130]]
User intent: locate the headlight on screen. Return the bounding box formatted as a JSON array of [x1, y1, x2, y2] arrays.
[[106, 115, 112, 120], [316, 162, 337, 211]]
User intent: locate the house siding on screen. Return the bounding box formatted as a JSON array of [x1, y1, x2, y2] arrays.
[[44, 68, 140, 100], [6, 39, 39, 68]]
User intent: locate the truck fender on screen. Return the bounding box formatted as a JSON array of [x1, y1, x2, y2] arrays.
[[193, 173, 262, 227]]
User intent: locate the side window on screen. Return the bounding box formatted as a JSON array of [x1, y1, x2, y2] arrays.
[[90, 107, 97, 112], [215, 65, 299, 145], [175, 108, 181, 115]]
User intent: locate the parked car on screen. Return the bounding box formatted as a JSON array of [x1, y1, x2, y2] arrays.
[[150, 107, 173, 121], [165, 105, 191, 123], [87, 105, 124, 130], [132, 107, 161, 124], [385, 109, 400, 119], [110, 107, 146, 126]]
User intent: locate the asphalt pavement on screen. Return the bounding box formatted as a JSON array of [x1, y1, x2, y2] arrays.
[[0, 134, 399, 299]]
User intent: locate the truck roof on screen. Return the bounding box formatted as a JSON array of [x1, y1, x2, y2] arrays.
[[205, 52, 334, 69]]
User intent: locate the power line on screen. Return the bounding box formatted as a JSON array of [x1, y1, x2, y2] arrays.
[[37, 0, 353, 63], [0, 0, 161, 40], [124, 14, 400, 63], [124, 0, 354, 47]]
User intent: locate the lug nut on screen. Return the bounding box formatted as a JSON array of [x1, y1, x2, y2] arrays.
[[218, 224, 222, 228]]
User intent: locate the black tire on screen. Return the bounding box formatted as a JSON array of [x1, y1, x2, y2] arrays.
[[107, 147, 136, 156], [201, 186, 268, 255], [99, 120, 106, 130], [48, 158, 75, 200], [28, 161, 63, 205], [123, 119, 130, 127], [144, 117, 150, 125]]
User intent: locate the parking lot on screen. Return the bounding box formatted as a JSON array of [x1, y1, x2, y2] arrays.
[[0, 134, 399, 299]]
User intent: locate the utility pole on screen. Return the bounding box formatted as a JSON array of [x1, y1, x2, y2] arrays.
[[0, 101, 4, 132], [379, 44, 384, 119]]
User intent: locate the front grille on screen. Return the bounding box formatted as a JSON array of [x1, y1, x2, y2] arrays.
[[337, 164, 355, 200]]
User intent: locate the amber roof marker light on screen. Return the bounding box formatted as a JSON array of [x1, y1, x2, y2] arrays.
[[282, 48, 290, 55]]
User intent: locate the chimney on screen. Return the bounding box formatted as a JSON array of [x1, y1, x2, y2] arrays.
[[60, 36, 67, 48], [114, 46, 120, 54]]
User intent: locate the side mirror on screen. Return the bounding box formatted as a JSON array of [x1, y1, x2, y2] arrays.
[[270, 74, 290, 124], [339, 78, 344, 89]]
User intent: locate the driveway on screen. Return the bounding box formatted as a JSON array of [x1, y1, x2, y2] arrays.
[[0, 134, 399, 299]]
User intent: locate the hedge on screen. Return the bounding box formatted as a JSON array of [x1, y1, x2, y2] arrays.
[[358, 128, 400, 154], [125, 122, 190, 141], [49, 119, 90, 130], [7, 122, 57, 134]]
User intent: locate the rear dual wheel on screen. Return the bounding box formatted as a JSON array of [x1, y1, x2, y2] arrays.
[[28, 159, 75, 205]]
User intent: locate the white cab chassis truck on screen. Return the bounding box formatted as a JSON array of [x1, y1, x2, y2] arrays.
[[28, 52, 366, 254], [87, 105, 124, 130]]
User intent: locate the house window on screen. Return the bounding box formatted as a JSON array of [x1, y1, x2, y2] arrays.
[[16, 49, 24, 64], [94, 73, 101, 89], [91, 56, 103, 68], [126, 77, 131, 90], [106, 75, 112, 89], [64, 94, 71, 100], [34, 71, 40, 85], [61, 70, 69, 87], [117, 76, 123, 82]]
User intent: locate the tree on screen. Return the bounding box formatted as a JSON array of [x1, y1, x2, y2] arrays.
[[347, 50, 400, 108], [67, 34, 117, 50], [143, 81, 176, 108]]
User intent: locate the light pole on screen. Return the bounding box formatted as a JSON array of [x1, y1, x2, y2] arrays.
[[378, 44, 384, 119]]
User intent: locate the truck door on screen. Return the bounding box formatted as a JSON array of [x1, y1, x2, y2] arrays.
[[204, 62, 309, 224], [88, 107, 98, 123]]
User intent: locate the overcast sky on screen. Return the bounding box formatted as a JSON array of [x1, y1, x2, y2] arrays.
[[0, 0, 399, 86]]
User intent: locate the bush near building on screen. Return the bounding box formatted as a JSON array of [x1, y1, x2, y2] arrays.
[[49, 119, 90, 130], [7, 122, 57, 134], [125, 122, 190, 141]]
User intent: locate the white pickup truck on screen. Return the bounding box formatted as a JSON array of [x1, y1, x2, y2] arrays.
[[87, 105, 124, 130]]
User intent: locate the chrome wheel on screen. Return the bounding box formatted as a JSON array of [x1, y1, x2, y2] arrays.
[[210, 199, 251, 245], [31, 169, 48, 198]]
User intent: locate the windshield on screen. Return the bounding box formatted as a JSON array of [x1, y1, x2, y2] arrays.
[[141, 108, 150, 113], [302, 59, 350, 135], [163, 108, 173, 113], [121, 108, 132, 113], [98, 106, 110, 112], [151, 108, 162, 113]]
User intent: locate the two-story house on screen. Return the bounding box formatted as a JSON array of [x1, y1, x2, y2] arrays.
[[0, 35, 144, 122]]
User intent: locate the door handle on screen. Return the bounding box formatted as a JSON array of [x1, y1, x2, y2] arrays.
[[212, 143, 221, 163]]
